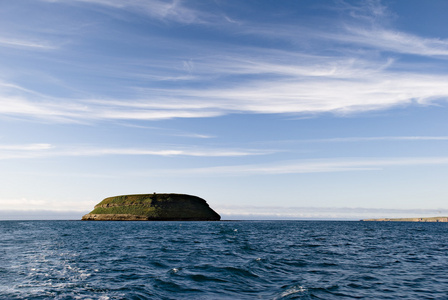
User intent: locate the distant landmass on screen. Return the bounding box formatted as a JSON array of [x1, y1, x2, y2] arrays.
[[361, 217, 448, 222], [82, 193, 221, 221]]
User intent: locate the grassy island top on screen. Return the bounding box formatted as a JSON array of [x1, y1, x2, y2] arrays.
[[82, 193, 221, 221], [95, 193, 207, 207]]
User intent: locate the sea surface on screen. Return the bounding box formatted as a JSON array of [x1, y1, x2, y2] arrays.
[[1, 220, 448, 299]]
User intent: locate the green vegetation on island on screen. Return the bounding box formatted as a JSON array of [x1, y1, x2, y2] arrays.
[[361, 217, 448, 222], [82, 193, 221, 221]]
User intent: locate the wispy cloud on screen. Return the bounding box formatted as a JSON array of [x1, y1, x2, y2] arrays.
[[43, 0, 209, 24], [339, 27, 448, 57], [2, 62, 448, 122], [117, 123, 215, 139], [115, 66, 448, 117], [0, 143, 273, 160], [0, 143, 55, 160], [58, 146, 272, 157], [326, 0, 448, 57], [0, 143, 53, 151], [155, 157, 448, 176], [0, 37, 55, 50], [172, 133, 215, 139], [242, 19, 448, 59], [2, 1, 448, 123]]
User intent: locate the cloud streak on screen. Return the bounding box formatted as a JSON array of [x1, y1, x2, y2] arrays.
[[155, 156, 448, 176], [340, 27, 448, 57], [42, 0, 209, 24], [328, 0, 448, 57], [2, 60, 448, 123], [1, 1, 448, 123], [0, 37, 56, 50], [0, 143, 273, 160], [59, 147, 272, 157], [0, 143, 53, 151]]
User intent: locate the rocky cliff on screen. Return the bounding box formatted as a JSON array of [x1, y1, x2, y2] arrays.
[[82, 193, 221, 221]]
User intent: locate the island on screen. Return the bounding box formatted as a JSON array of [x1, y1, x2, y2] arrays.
[[361, 217, 448, 222], [82, 193, 221, 221]]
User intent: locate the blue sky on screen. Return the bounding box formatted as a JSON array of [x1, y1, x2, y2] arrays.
[[1, 0, 447, 220]]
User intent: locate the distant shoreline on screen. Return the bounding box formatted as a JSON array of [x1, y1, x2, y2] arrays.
[[361, 217, 448, 222]]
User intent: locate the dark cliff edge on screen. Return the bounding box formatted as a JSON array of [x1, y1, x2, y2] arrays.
[[82, 193, 221, 221], [361, 217, 448, 222]]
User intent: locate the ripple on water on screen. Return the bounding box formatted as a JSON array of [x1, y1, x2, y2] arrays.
[[2, 221, 448, 299]]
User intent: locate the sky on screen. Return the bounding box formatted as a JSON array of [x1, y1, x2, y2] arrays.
[[1, 0, 447, 220]]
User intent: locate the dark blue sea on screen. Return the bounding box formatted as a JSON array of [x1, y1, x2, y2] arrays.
[[1, 221, 448, 299]]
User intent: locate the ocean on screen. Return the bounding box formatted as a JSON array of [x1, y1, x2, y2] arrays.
[[1, 220, 447, 299]]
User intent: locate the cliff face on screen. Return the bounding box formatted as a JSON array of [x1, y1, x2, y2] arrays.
[[82, 193, 221, 221]]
